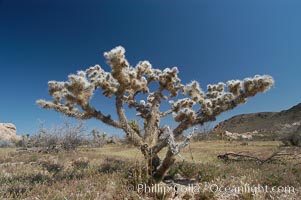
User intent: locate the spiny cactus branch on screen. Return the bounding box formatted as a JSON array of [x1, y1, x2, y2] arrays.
[[163, 126, 193, 155]]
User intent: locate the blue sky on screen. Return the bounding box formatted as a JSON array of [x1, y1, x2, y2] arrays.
[[1, 0, 301, 136]]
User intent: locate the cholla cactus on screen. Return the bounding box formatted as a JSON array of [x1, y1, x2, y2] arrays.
[[162, 126, 192, 156], [37, 46, 274, 181]]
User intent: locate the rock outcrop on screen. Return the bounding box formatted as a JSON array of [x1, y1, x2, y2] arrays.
[[223, 130, 253, 140], [0, 123, 21, 141], [214, 102, 301, 137]]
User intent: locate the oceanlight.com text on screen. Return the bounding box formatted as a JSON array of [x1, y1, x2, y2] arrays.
[[127, 183, 297, 195]]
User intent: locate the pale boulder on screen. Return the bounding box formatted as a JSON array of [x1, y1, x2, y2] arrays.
[[0, 123, 21, 141]]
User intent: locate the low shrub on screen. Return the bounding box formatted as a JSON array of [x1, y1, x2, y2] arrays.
[[282, 126, 301, 147], [281, 132, 301, 147], [29, 121, 87, 152], [98, 157, 128, 174], [0, 140, 15, 148], [72, 157, 89, 170], [39, 159, 63, 174]]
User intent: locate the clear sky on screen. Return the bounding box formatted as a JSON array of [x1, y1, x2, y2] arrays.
[[1, 0, 301, 136]]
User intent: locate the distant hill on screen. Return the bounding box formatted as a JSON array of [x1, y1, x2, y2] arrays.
[[214, 103, 301, 137]]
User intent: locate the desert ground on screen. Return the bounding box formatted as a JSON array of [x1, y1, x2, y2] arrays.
[[0, 141, 300, 200]]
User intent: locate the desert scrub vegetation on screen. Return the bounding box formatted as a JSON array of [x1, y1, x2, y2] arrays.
[[281, 126, 301, 147], [16, 120, 112, 153], [37, 46, 274, 182], [24, 120, 86, 152], [0, 141, 300, 199], [0, 140, 15, 148]]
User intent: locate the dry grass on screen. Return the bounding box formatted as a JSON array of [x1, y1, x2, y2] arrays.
[[0, 141, 300, 200]]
